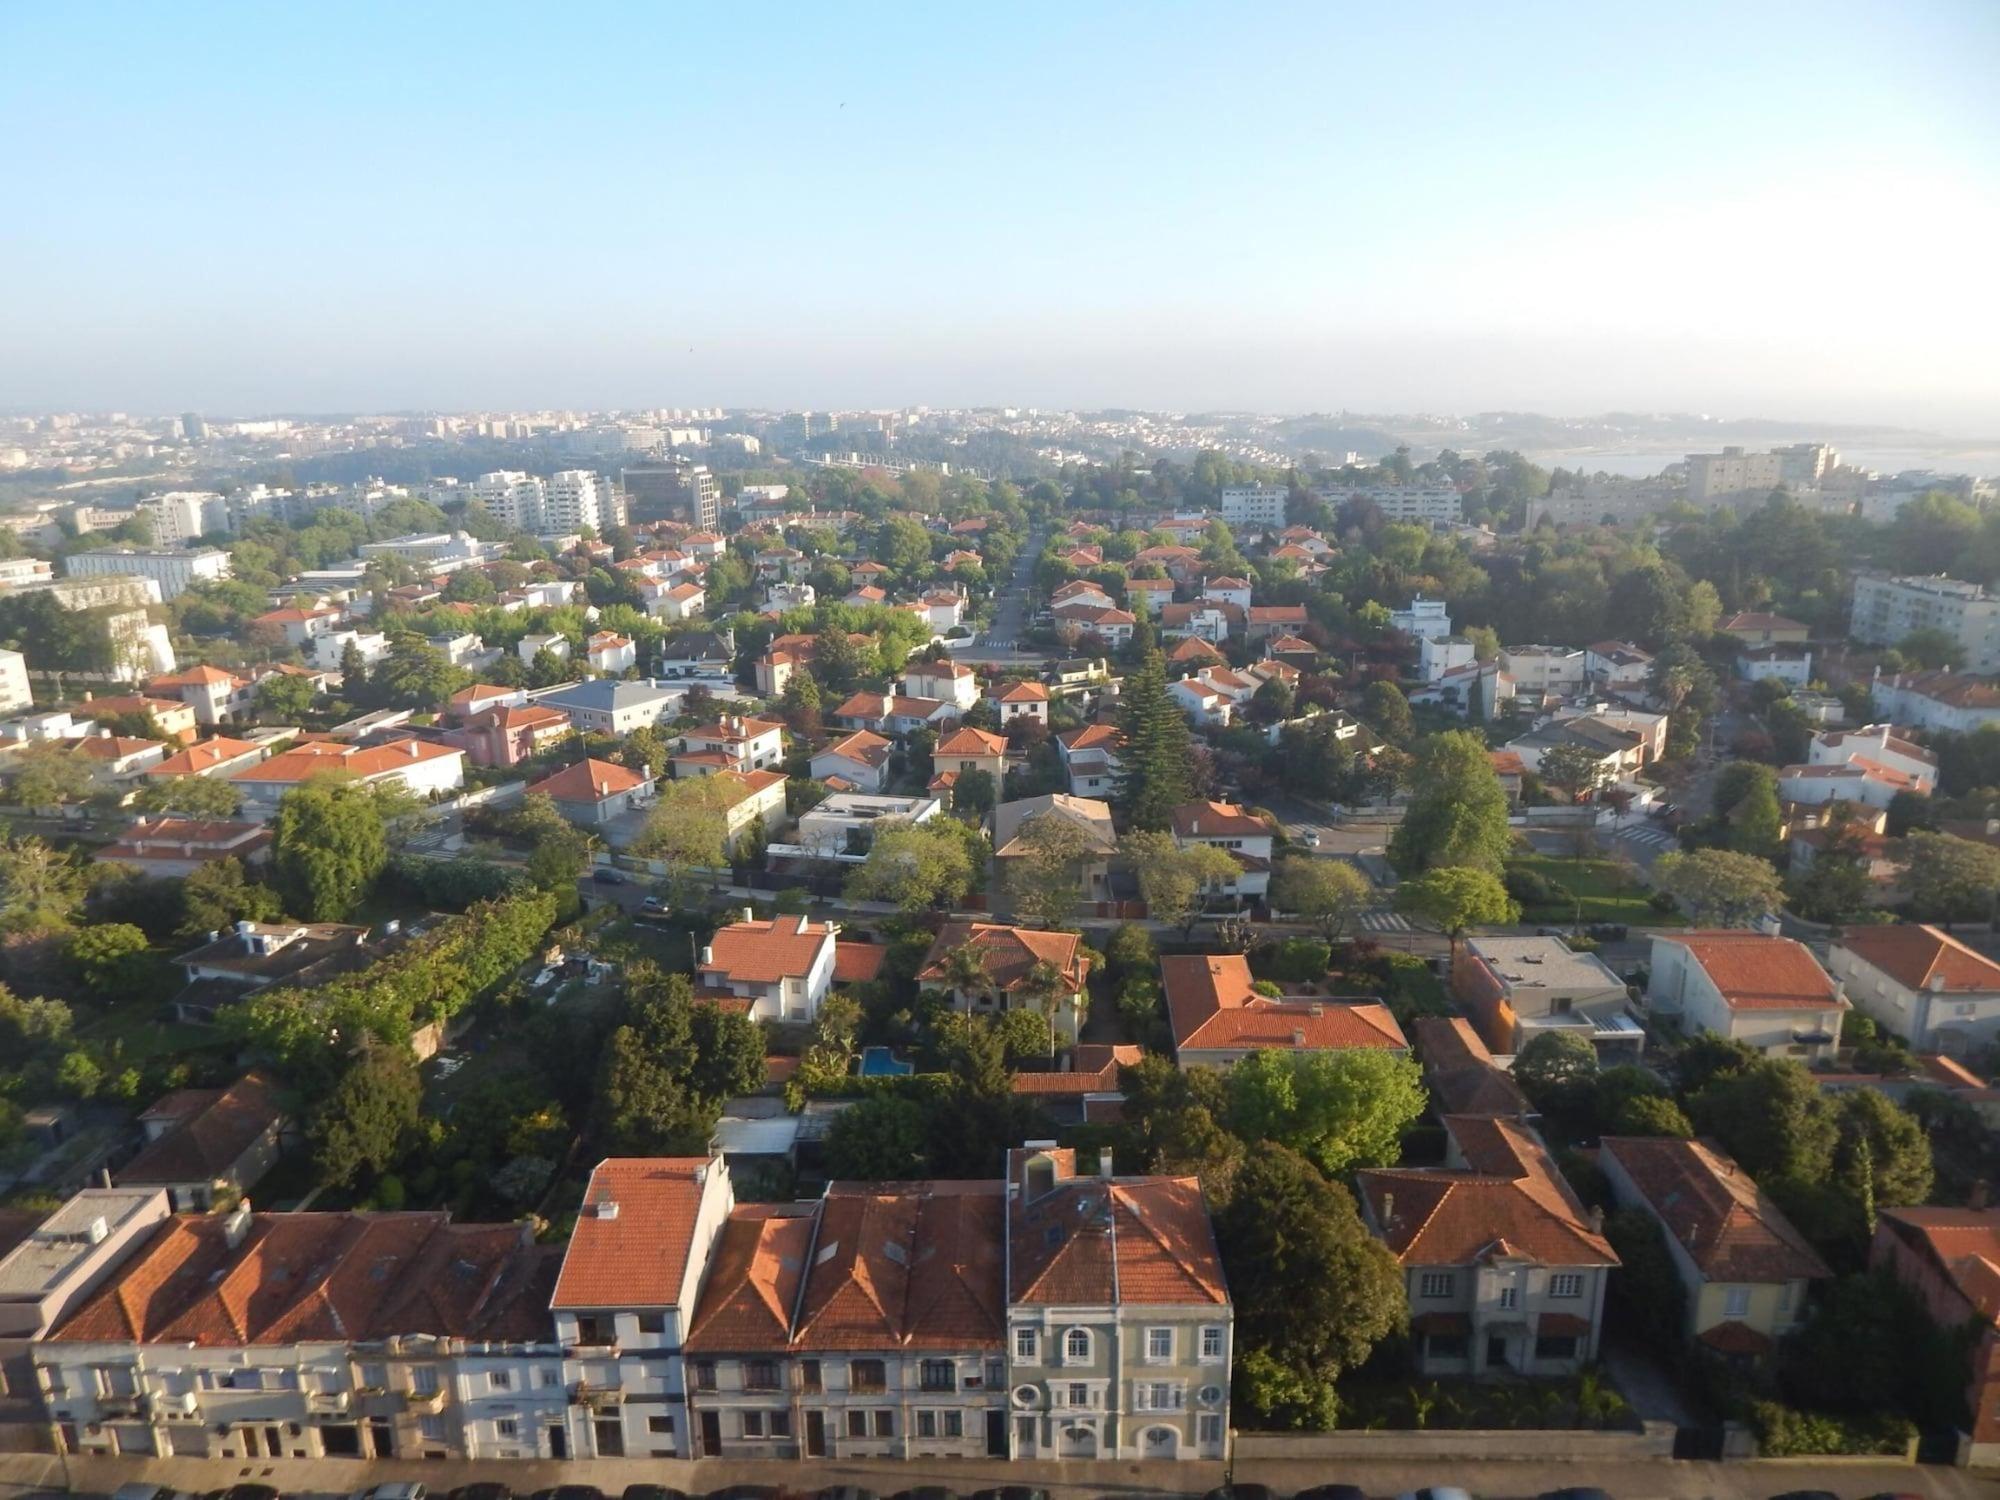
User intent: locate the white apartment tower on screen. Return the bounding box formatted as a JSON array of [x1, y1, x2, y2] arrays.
[[471, 472, 548, 532]]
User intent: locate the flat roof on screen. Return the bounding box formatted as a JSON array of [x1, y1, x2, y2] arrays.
[[1466, 935, 1627, 991], [0, 1188, 164, 1301]]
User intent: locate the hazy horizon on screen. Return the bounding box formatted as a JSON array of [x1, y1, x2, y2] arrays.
[[4, 1, 1995, 427]]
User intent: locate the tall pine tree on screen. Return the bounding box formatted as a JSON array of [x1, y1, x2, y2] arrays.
[[1115, 648, 1196, 830]]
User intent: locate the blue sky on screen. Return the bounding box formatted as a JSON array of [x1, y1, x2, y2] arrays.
[[3, 1, 1996, 426]]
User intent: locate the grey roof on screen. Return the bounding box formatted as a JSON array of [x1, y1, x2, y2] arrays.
[[0, 1188, 165, 1301], [537, 679, 682, 713], [1465, 936, 1627, 995]]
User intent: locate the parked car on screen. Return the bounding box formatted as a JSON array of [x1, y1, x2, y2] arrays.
[[360, 1486, 427, 1500], [812, 1489, 880, 1500], [622, 1488, 690, 1500], [642, 894, 666, 911], [531, 1489, 605, 1500], [1541, 1489, 1614, 1500], [1300, 831, 1322, 848], [590, 867, 627, 885], [1297, 1486, 1368, 1500], [1397, 1490, 1475, 1500], [966, 1490, 1045, 1500], [448, 1486, 514, 1500]]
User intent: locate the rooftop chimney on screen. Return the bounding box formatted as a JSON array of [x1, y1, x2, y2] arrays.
[[1098, 1148, 1114, 1181], [223, 1199, 253, 1250]]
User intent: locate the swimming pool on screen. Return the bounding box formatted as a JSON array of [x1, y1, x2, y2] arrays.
[[857, 1045, 913, 1077]]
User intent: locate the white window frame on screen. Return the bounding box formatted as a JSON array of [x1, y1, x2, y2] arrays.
[[1724, 1285, 1752, 1319], [1499, 1284, 1519, 1311], [1145, 1326, 1173, 1364], [1199, 1325, 1225, 1363], [1419, 1271, 1455, 1299], [1549, 1273, 1584, 1299], [1013, 1327, 1038, 1363], [1063, 1327, 1091, 1365]]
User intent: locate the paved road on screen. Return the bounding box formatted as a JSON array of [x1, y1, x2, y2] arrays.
[[18, 1448, 1999, 1500], [950, 521, 1051, 665]]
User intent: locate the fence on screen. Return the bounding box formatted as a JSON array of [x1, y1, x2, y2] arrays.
[[1233, 1419, 1675, 1462]]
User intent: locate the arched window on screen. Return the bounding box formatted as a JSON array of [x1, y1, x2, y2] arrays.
[[1064, 1327, 1090, 1363]]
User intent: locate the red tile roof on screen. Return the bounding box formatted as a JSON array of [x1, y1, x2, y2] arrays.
[[231, 737, 463, 785], [1168, 636, 1227, 664], [682, 1206, 816, 1351], [553, 1158, 717, 1309], [702, 915, 836, 986], [1359, 1116, 1618, 1269], [143, 736, 262, 777], [149, 664, 246, 690], [1170, 800, 1272, 839], [1876, 1207, 2000, 1324], [1163, 954, 1406, 1055], [936, 726, 1007, 757], [1835, 924, 2000, 995], [1411, 1015, 1530, 1115], [791, 1183, 1006, 1350], [1600, 1136, 1829, 1282], [818, 730, 893, 770], [994, 681, 1049, 702], [1006, 1148, 1227, 1307], [528, 757, 651, 804], [1664, 932, 1838, 1011], [116, 1073, 286, 1188], [1010, 1044, 1144, 1095], [918, 923, 1089, 995], [832, 940, 887, 984]]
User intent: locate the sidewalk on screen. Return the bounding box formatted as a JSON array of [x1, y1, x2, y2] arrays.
[[5, 1450, 1996, 1500]]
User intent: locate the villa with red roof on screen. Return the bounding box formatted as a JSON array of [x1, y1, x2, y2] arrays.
[[934, 725, 1008, 785], [228, 736, 466, 817], [1162, 954, 1406, 1069], [698, 915, 841, 1022], [1170, 800, 1276, 903], [917, 922, 1091, 1045], [142, 734, 266, 781], [1826, 924, 2000, 1055], [528, 757, 656, 827], [1646, 931, 1846, 1060], [147, 663, 253, 725]]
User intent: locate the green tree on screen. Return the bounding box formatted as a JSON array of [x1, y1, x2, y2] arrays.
[[1122, 829, 1241, 938], [1785, 801, 1876, 923], [1388, 732, 1513, 876], [1712, 761, 1782, 860], [823, 1094, 933, 1179], [1538, 742, 1612, 806], [1214, 1145, 1407, 1430], [1653, 848, 1783, 927], [951, 767, 996, 818], [255, 672, 319, 722], [132, 772, 242, 819], [373, 635, 470, 711], [1900, 831, 2000, 925], [1114, 649, 1196, 830], [0, 835, 89, 934], [1608, 1092, 1693, 1138], [594, 970, 726, 1155], [176, 857, 285, 941], [1269, 856, 1372, 942], [1225, 1049, 1427, 1177], [631, 775, 733, 891], [846, 818, 984, 913], [1393, 865, 1517, 955], [1363, 680, 1415, 746], [272, 777, 390, 920], [1512, 1030, 1600, 1124], [1688, 1058, 1836, 1184], [312, 1043, 422, 1189], [66, 923, 153, 992], [7, 742, 94, 810], [1832, 1088, 1933, 1213], [1897, 627, 1965, 671], [999, 809, 1094, 928]]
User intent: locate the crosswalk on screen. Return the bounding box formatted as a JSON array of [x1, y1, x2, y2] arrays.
[[1357, 909, 1412, 933], [1612, 824, 1677, 850]]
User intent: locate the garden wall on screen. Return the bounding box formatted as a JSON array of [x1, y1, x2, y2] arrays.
[[1233, 1420, 1676, 1462]]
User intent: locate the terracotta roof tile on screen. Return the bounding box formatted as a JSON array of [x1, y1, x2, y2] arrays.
[[1006, 1148, 1227, 1307], [1835, 924, 2000, 995], [702, 915, 835, 986], [918, 923, 1088, 995], [116, 1072, 286, 1187], [683, 1207, 815, 1352], [527, 757, 651, 803], [1663, 932, 1838, 1011], [1163, 954, 1405, 1055], [1600, 1136, 1829, 1282], [553, 1158, 715, 1309]]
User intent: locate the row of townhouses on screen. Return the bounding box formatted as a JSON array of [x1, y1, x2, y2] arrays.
[[17, 1145, 1230, 1466]]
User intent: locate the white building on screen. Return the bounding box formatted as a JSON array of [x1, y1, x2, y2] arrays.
[[1418, 635, 1477, 683], [1849, 574, 2000, 674], [135, 491, 227, 544], [782, 792, 942, 861], [1869, 670, 2000, 733], [547, 470, 621, 533], [470, 471, 546, 531], [63, 548, 231, 601], [0, 649, 29, 715], [697, 916, 840, 1022], [1218, 487, 1287, 528], [1389, 596, 1451, 640], [1806, 724, 1937, 794], [1646, 932, 1845, 1061], [1499, 644, 1587, 699], [1825, 925, 2000, 1058], [356, 531, 496, 574]]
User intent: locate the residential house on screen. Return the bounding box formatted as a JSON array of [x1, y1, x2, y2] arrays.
[[1167, 676, 1232, 728], [1167, 636, 1227, 671], [810, 730, 895, 794], [1124, 577, 1175, 615], [1599, 1136, 1830, 1363], [1646, 932, 1846, 1060], [990, 680, 1049, 726], [1245, 604, 1307, 645], [657, 630, 736, 678], [527, 758, 656, 828], [1499, 645, 1588, 701], [671, 717, 786, 776], [311, 628, 390, 672], [586, 632, 638, 675], [146, 664, 253, 726], [1132, 545, 1204, 584], [252, 604, 340, 649], [1585, 641, 1654, 694], [697, 916, 840, 1022], [1200, 577, 1252, 611], [115, 1072, 290, 1211], [228, 737, 466, 818], [1807, 724, 1938, 792], [934, 727, 1008, 786], [66, 733, 168, 784], [1389, 597, 1451, 640], [917, 924, 1091, 1046], [830, 692, 960, 736], [1776, 760, 1920, 811], [1737, 645, 1813, 688], [778, 793, 941, 862], [1053, 604, 1135, 646], [1051, 580, 1115, 613], [1009, 1045, 1144, 1126], [1869, 1208, 2000, 1465], [1453, 936, 1641, 1059], [1156, 602, 1236, 644], [649, 582, 707, 623], [34, 1204, 563, 1461], [518, 632, 571, 665], [1419, 635, 1477, 683], [168, 919, 386, 1024], [1055, 724, 1124, 799], [448, 683, 527, 720], [914, 591, 967, 633], [549, 1157, 735, 1459], [1161, 954, 1406, 1069], [1357, 1115, 1619, 1377], [1169, 801, 1275, 905], [537, 680, 686, 735], [1825, 925, 2000, 1057], [141, 734, 266, 782], [1004, 1145, 1231, 1461], [81, 693, 197, 744], [449, 702, 574, 768], [992, 795, 1118, 911], [711, 770, 789, 854], [1869, 670, 2000, 733], [1409, 1016, 1531, 1117], [1504, 716, 1645, 784], [96, 817, 272, 878], [1489, 750, 1527, 804], [844, 585, 888, 609], [1717, 612, 1810, 648], [685, 1183, 1008, 1461], [903, 659, 980, 710]]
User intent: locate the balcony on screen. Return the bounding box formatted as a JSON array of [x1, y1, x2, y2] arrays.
[[572, 1382, 623, 1411], [404, 1386, 447, 1413], [306, 1390, 351, 1415]]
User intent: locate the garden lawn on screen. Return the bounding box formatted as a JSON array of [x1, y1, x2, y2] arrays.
[[1507, 854, 1683, 927], [76, 1005, 230, 1066]]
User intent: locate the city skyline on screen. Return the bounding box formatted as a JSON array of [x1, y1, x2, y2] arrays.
[[3, 2, 1996, 426]]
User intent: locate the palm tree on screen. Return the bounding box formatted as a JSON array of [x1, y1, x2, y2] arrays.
[[941, 941, 990, 1011], [1017, 959, 1070, 1056]]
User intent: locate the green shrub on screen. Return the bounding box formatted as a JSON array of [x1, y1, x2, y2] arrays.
[[1505, 867, 1563, 906], [1251, 936, 1333, 983], [1748, 1401, 1915, 1458]]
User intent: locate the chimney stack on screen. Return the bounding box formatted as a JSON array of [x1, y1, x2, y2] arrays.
[[1098, 1149, 1114, 1182]]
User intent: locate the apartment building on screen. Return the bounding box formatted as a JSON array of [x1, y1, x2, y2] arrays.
[[1358, 1116, 1618, 1377], [135, 491, 227, 544], [550, 1158, 735, 1460], [1686, 445, 1831, 507], [1005, 1146, 1229, 1461], [1218, 486, 1288, 528], [1869, 670, 2000, 733], [1390, 596, 1452, 640], [1499, 644, 1588, 699], [32, 1203, 563, 1461], [1316, 485, 1463, 526], [64, 547, 231, 601], [1850, 574, 2000, 673]]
